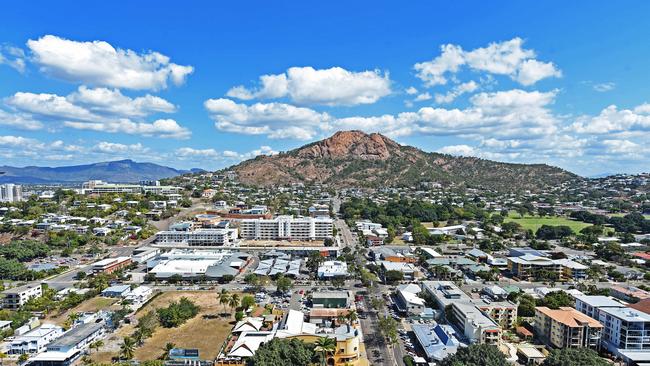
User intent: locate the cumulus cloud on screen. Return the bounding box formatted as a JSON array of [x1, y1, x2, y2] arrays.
[[0, 45, 26, 73], [226, 66, 391, 106], [94, 141, 149, 154], [64, 118, 191, 139], [572, 104, 650, 134], [333, 89, 559, 139], [3, 88, 189, 138], [69, 86, 176, 117], [0, 109, 44, 130], [434, 80, 479, 104], [175, 147, 221, 158], [405, 87, 418, 95], [27, 35, 193, 90], [205, 98, 331, 140], [415, 38, 561, 86], [414, 92, 432, 102], [437, 144, 477, 156]]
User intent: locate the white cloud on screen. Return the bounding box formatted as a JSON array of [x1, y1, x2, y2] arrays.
[[333, 89, 559, 139], [0, 45, 26, 73], [414, 92, 432, 102], [572, 104, 650, 134], [405, 87, 418, 95], [437, 144, 477, 156], [226, 66, 391, 106], [6, 92, 97, 121], [0, 109, 44, 130], [175, 147, 221, 158], [205, 98, 331, 140], [69, 86, 176, 117], [415, 38, 561, 86], [0, 135, 39, 147], [27, 35, 193, 90], [64, 118, 191, 139], [593, 82, 615, 92], [95, 141, 149, 154], [434, 80, 479, 104], [3, 88, 188, 139]]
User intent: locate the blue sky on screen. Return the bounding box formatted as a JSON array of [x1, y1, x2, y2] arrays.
[[1, 1, 649, 176]]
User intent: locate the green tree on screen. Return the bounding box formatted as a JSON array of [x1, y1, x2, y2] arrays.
[[275, 274, 293, 293], [89, 340, 104, 354], [240, 295, 256, 311], [383, 270, 404, 284], [541, 348, 608, 366], [539, 291, 573, 309], [160, 342, 176, 360], [217, 289, 231, 313], [440, 344, 509, 366], [378, 316, 399, 345], [306, 252, 325, 277], [244, 273, 259, 287], [229, 293, 241, 312], [313, 337, 336, 366], [120, 337, 136, 360], [249, 338, 315, 366], [517, 294, 537, 317]]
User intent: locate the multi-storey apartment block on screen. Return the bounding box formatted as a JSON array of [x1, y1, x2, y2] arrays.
[[239, 215, 333, 240], [534, 307, 603, 349]]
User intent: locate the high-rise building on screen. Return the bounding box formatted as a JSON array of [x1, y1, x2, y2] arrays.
[[0, 184, 23, 203]]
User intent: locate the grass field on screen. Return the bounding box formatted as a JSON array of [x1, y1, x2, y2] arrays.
[[504, 214, 593, 233], [90, 291, 235, 363]]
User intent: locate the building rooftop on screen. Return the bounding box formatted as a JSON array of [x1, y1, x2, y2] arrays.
[[628, 298, 650, 315], [412, 324, 459, 362], [48, 323, 103, 349], [2, 283, 40, 294], [598, 306, 650, 322], [536, 307, 603, 328], [574, 295, 625, 309]]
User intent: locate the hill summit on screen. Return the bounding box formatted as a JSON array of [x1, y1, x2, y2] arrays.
[[228, 130, 580, 191]]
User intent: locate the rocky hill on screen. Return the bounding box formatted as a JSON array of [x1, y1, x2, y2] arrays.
[[0, 159, 202, 184], [228, 130, 580, 191]]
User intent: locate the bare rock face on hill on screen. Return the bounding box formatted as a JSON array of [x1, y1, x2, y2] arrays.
[[228, 130, 580, 191]]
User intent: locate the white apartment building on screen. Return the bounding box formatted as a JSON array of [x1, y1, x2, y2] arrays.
[[0, 183, 23, 202], [2, 284, 42, 310], [451, 302, 502, 345], [9, 324, 64, 355], [240, 216, 333, 241], [597, 307, 650, 365], [81, 180, 181, 195], [155, 228, 238, 246], [575, 295, 626, 320]]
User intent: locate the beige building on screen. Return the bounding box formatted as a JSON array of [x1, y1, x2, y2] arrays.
[[534, 307, 603, 349]]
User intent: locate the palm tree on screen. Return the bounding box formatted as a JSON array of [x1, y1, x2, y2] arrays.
[[120, 336, 136, 360], [313, 336, 336, 366], [89, 340, 104, 354], [133, 329, 145, 346], [229, 294, 240, 313], [161, 342, 176, 360], [346, 310, 358, 324], [217, 289, 230, 313], [336, 314, 347, 326]]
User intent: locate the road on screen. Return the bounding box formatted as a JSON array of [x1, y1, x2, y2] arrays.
[[45, 199, 209, 290]]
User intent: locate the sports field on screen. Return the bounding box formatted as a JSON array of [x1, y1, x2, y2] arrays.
[[504, 214, 592, 233]]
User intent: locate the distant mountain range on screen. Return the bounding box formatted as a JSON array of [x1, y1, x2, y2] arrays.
[[228, 130, 581, 191], [0, 159, 202, 184]]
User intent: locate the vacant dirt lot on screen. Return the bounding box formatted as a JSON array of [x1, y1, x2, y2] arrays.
[[91, 291, 235, 362]]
